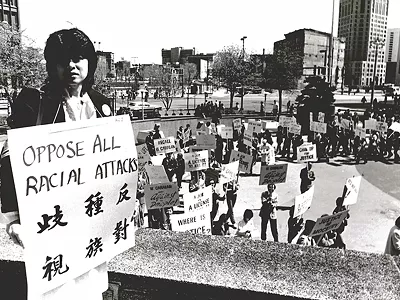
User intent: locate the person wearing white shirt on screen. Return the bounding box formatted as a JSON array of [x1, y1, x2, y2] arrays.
[[236, 209, 254, 238]]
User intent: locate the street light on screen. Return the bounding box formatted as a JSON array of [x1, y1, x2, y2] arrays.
[[240, 36, 247, 111], [369, 38, 385, 107], [240, 36, 247, 58]]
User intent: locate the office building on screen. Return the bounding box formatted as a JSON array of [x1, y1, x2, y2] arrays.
[[385, 28, 400, 85], [161, 47, 196, 66], [0, 0, 19, 29], [97, 51, 115, 78], [338, 0, 389, 86]]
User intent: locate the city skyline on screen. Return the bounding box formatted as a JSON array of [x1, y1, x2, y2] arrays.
[[19, 0, 400, 64]]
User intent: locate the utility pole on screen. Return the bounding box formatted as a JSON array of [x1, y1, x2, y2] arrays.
[[240, 36, 247, 111], [328, 0, 335, 87], [370, 38, 385, 108]]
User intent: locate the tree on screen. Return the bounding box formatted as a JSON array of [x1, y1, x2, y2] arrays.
[[295, 76, 336, 134], [263, 43, 303, 116], [182, 63, 197, 86], [212, 45, 253, 108], [0, 23, 46, 108]]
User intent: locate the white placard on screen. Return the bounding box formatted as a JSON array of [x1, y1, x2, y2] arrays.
[[136, 144, 152, 172], [154, 137, 176, 155], [248, 120, 262, 134], [376, 121, 388, 133], [220, 127, 234, 139], [259, 164, 288, 185], [243, 130, 254, 147], [288, 123, 302, 135], [389, 122, 400, 133], [365, 119, 377, 130], [342, 176, 362, 206], [219, 161, 239, 184], [297, 144, 317, 163], [354, 128, 366, 139], [318, 112, 325, 123], [170, 210, 211, 235], [145, 165, 169, 184], [310, 121, 327, 134], [183, 186, 212, 214], [233, 119, 242, 131], [144, 182, 179, 210], [196, 134, 216, 149], [7, 115, 137, 296], [229, 150, 253, 173], [279, 116, 293, 128], [184, 150, 209, 172], [293, 186, 314, 218]]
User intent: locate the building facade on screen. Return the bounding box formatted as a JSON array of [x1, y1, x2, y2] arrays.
[[161, 47, 196, 66], [0, 0, 19, 29], [338, 0, 389, 87], [274, 29, 345, 89], [385, 28, 400, 85], [97, 51, 115, 78]]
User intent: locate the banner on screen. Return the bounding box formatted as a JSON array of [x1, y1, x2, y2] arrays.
[[318, 112, 325, 123], [7, 115, 138, 296], [183, 186, 212, 214], [196, 134, 216, 149], [170, 210, 211, 235], [137, 144, 152, 172], [248, 120, 262, 134], [145, 165, 169, 184], [220, 161, 239, 184], [144, 182, 179, 210], [288, 123, 302, 135], [184, 150, 209, 172], [310, 121, 327, 134], [259, 163, 288, 185], [342, 176, 362, 206], [389, 122, 400, 133], [229, 150, 253, 173], [310, 210, 349, 237], [354, 128, 366, 139], [220, 127, 234, 139], [233, 118, 242, 131], [297, 144, 317, 163], [293, 186, 314, 218], [243, 130, 254, 147], [154, 137, 176, 155], [365, 119, 377, 131]]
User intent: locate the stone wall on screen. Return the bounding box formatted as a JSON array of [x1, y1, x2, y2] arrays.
[[1, 228, 399, 300]]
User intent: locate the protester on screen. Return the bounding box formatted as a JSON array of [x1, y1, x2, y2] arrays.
[[175, 153, 185, 189], [210, 180, 226, 223], [300, 162, 315, 194], [287, 206, 304, 243], [260, 183, 279, 242], [162, 153, 177, 182], [384, 216, 400, 256], [332, 196, 350, 249], [212, 214, 231, 236], [146, 131, 156, 156], [0, 28, 112, 300], [236, 209, 254, 238], [226, 176, 239, 228], [297, 220, 317, 246]]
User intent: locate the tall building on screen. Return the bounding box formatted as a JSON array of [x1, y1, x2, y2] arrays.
[[0, 0, 20, 29], [161, 47, 195, 65], [385, 28, 400, 85], [97, 51, 115, 78], [274, 29, 345, 89], [338, 0, 389, 87]]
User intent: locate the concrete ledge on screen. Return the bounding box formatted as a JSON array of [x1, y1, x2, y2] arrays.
[[1, 228, 399, 299]]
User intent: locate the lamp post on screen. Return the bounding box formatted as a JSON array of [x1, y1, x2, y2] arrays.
[[370, 38, 385, 108], [240, 36, 247, 58], [240, 36, 247, 111], [319, 49, 328, 80]]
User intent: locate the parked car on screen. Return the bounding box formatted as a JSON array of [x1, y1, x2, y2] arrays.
[[129, 101, 162, 119]]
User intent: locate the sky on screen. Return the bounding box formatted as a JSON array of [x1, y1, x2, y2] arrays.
[[19, 0, 400, 64]]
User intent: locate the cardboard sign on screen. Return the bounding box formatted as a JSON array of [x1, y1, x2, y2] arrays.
[[297, 144, 317, 163], [170, 210, 211, 235], [376, 121, 388, 133], [154, 137, 176, 155], [7, 115, 138, 296], [318, 112, 325, 123], [137, 144, 152, 172], [184, 150, 209, 172], [233, 118, 242, 131], [310, 121, 327, 134], [260, 144, 275, 165], [288, 123, 302, 135], [219, 161, 239, 184], [310, 210, 349, 237], [293, 186, 314, 218], [183, 186, 212, 214], [342, 176, 362, 206], [144, 182, 179, 210], [145, 165, 169, 184], [340, 119, 351, 130], [216, 124, 226, 134], [248, 120, 262, 134], [220, 127, 234, 139], [196, 134, 216, 149], [243, 130, 254, 147], [183, 130, 191, 144], [210, 123, 217, 135], [354, 128, 366, 139], [365, 119, 377, 131], [259, 163, 288, 185], [390, 122, 400, 133], [279, 116, 293, 128], [229, 150, 253, 173]]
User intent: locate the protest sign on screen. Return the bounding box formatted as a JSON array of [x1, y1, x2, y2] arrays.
[[144, 182, 179, 210], [293, 186, 314, 218], [288, 123, 302, 135], [220, 127, 234, 139], [310, 210, 349, 237], [342, 176, 362, 206], [248, 120, 262, 134], [390, 122, 400, 133], [297, 144, 317, 163], [136, 144, 152, 172], [340, 119, 351, 130], [376, 121, 388, 133], [243, 130, 253, 147], [259, 163, 288, 185], [318, 112, 325, 123], [196, 134, 216, 149], [145, 165, 169, 184], [310, 121, 327, 134], [210, 123, 217, 135], [216, 124, 226, 134], [7, 115, 138, 296], [184, 150, 209, 172], [220, 161, 239, 184], [309, 112, 313, 122], [154, 137, 176, 155], [233, 118, 242, 131], [365, 119, 377, 131], [229, 150, 253, 173], [183, 130, 191, 144], [354, 128, 366, 139], [183, 186, 212, 214], [260, 144, 275, 165], [170, 209, 211, 235], [279, 116, 293, 128]]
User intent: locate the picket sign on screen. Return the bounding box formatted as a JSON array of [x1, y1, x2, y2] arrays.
[[389, 122, 400, 133], [183, 186, 213, 214], [196, 134, 216, 149], [154, 137, 176, 155], [229, 150, 253, 173], [219, 161, 239, 184], [310, 121, 327, 134], [170, 209, 212, 235], [318, 112, 325, 123], [259, 163, 288, 185], [248, 120, 262, 134], [288, 123, 302, 135], [342, 176, 362, 206], [354, 128, 366, 139], [297, 144, 317, 163], [136, 144, 152, 172], [233, 118, 242, 131], [243, 130, 253, 147], [310, 210, 349, 237], [145, 165, 169, 184], [365, 119, 377, 131], [184, 150, 209, 172], [144, 182, 180, 210], [293, 186, 314, 218], [220, 127, 234, 139]]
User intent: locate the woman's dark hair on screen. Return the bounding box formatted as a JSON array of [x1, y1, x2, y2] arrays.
[[44, 28, 97, 94], [244, 209, 253, 220], [395, 216, 400, 228]]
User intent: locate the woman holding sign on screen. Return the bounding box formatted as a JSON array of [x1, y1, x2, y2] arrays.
[[1, 28, 112, 299]]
